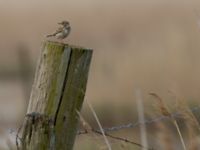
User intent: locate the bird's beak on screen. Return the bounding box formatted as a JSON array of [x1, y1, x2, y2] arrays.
[[58, 22, 62, 25]]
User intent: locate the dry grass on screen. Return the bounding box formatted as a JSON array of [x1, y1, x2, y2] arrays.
[[150, 92, 200, 150], [74, 92, 200, 150], [3, 93, 200, 149]]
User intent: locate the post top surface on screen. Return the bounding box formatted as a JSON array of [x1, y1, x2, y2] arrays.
[[46, 40, 92, 51]]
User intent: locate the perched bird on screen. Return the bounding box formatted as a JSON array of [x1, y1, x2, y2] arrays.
[[47, 21, 71, 39]]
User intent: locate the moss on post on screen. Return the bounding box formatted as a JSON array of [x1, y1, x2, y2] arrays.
[[20, 41, 93, 150]]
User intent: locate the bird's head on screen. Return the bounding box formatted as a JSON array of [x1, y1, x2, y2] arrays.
[[58, 21, 70, 27]]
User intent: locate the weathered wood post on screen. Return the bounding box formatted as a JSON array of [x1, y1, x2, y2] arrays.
[[19, 41, 93, 150]]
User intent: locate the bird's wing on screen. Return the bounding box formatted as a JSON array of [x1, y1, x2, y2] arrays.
[[55, 27, 63, 33], [50, 27, 63, 36], [47, 27, 63, 37]]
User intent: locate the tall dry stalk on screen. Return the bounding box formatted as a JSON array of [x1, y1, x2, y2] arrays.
[[87, 101, 112, 150], [76, 110, 104, 148], [171, 93, 200, 149], [135, 89, 148, 150], [149, 93, 187, 150]]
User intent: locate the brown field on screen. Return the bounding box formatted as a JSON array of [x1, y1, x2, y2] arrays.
[[0, 0, 200, 149]]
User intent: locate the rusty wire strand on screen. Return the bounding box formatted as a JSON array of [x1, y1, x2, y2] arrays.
[[78, 105, 200, 133]]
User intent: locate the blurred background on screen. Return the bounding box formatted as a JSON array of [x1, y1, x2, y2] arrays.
[[1, 0, 200, 149]]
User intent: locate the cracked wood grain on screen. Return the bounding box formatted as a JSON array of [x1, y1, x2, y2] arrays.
[[20, 41, 93, 150]]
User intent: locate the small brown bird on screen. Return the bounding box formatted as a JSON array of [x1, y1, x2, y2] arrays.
[[47, 21, 71, 39]]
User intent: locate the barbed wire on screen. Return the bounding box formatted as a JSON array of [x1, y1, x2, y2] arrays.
[[76, 105, 200, 149], [78, 105, 200, 133], [77, 127, 154, 149]]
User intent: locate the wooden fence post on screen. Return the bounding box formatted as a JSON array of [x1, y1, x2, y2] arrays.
[[19, 41, 93, 150]]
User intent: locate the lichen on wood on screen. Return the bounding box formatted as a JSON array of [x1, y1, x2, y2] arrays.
[[20, 41, 93, 150]]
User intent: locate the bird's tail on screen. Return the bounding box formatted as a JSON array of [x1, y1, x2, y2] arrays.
[[46, 34, 54, 37]]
